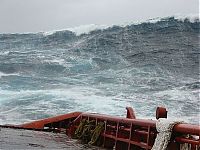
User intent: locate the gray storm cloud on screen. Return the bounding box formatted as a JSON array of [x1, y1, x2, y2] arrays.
[[0, 0, 198, 33]]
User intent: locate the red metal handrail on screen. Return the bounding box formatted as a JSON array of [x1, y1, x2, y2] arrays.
[[19, 112, 82, 129], [1, 107, 199, 150], [71, 112, 200, 150]]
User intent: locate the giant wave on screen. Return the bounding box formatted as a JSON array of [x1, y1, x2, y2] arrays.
[[0, 17, 199, 124]]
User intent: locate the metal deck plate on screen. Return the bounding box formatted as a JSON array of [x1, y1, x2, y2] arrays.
[[0, 127, 104, 150]]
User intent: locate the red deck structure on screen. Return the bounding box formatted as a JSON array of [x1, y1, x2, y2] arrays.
[[1, 107, 200, 150]]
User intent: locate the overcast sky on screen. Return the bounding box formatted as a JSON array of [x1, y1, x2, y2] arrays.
[[0, 0, 198, 33]]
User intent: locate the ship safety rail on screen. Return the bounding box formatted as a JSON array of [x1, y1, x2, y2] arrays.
[[1, 107, 199, 150], [67, 107, 200, 150]]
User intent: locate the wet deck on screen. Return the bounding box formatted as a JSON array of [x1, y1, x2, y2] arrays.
[[0, 127, 105, 150]]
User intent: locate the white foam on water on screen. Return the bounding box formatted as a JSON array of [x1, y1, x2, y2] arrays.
[[2, 14, 198, 36], [0, 87, 130, 124], [0, 51, 9, 56], [153, 87, 199, 124], [44, 87, 127, 114], [43, 58, 67, 66], [0, 85, 199, 125], [67, 24, 109, 36], [0, 72, 19, 79], [42, 14, 199, 36], [42, 24, 109, 36], [174, 14, 199, 22]]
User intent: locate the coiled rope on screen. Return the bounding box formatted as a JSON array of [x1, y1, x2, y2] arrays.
[[89, 122, 105, 145], [74, 119, 105, 145]]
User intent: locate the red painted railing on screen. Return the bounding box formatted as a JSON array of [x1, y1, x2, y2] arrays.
[[69, 112, 199, 150], [1, 107, 199, 150]]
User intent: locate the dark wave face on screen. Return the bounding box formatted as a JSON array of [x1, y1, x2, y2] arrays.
[[0, 17, 199, 124]]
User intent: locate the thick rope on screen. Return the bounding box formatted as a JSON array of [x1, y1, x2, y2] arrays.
[[74, 119, 88, 138], [88, 122, 105, 145], [79, 120, 96, 143], [152, 118, 183, 150], [74, 119, 104, 145]]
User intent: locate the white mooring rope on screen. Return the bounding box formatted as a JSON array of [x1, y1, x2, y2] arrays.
[[152, 118, 184, 150]]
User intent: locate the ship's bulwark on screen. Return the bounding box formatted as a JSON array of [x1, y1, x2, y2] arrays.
[[0, 17, 199, 124]]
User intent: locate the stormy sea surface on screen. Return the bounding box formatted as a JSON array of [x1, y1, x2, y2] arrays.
[[0, 17, 199, 125]]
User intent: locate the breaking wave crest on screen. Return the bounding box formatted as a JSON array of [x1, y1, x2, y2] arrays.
[[0, 16, 199, 125]]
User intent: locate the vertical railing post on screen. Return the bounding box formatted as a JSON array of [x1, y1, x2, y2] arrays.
[[103, 120, 107, 148], [128, 122, 133, 150], [146, 125, 151, 150], [114, 121, 119, 150]]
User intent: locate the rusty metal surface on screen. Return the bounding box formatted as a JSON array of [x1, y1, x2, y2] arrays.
[[0, 127, 105, 150]]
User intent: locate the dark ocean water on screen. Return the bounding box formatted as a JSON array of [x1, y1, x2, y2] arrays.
[[0, 17, 199, 125]]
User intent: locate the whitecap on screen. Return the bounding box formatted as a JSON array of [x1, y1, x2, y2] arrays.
[[41, 14, 199, 36], [67, 24, 109, 36], [0, 72, 19, 78], [0, 51, 10, 56]]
